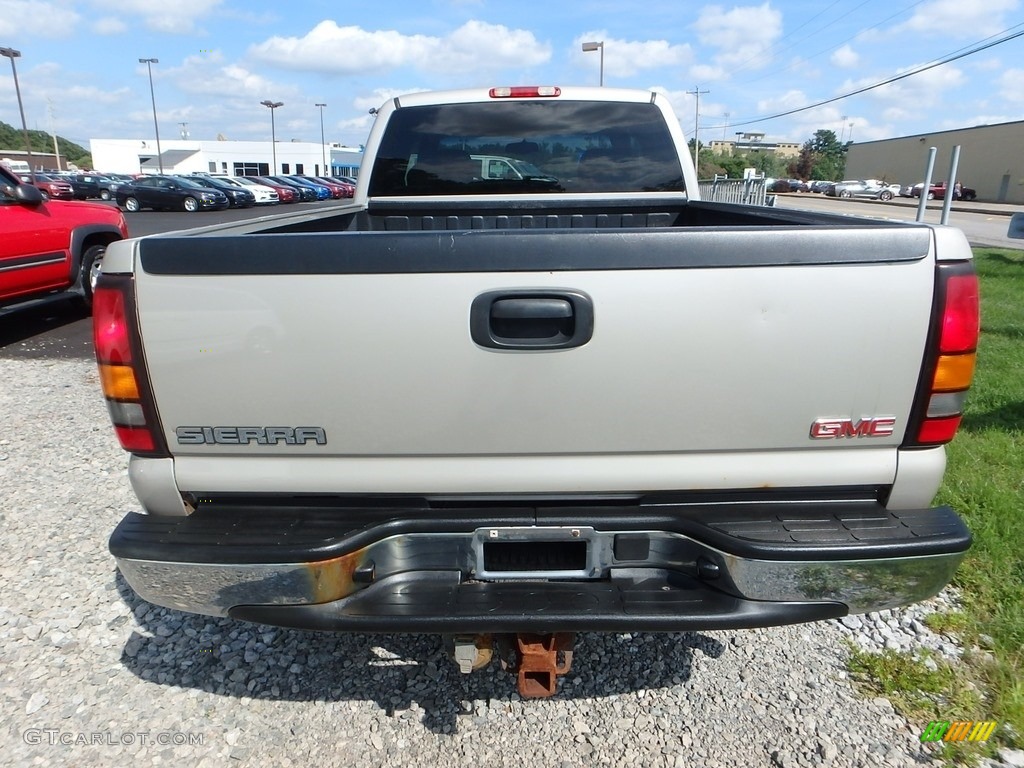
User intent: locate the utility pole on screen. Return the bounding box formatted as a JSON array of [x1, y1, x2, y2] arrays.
[[686, 86, 710, 174], [179, 122, 189, 139], [48, 98, 61, 171], [840, 115, 848, 144]]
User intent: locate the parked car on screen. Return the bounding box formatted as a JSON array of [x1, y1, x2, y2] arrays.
[[185, 175, 257, 208], [786, 179, 809, 193], [825, 179, 865, 197], [808, 180, 831, 194], [18, 172, 74, 200], [283, 175, 332, 200], [913, 181, 977, 201], [825, 179, 898, 201], [69, 173, 116, 200], [247, 176, 298, 203], [296, 175, 345, 199], [260, 176, 317, 202], [116, 175, 230, 212], [312, 176, 355, 198], [221, 176, 280, 205]]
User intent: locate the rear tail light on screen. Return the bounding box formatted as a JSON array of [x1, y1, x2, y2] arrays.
[[93, 275, 169, 457], [905, 263, 980, 446], [489, 86, 561, 98]]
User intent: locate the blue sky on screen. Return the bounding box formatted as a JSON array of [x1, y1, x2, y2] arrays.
[[1, 0, 1023, 154]]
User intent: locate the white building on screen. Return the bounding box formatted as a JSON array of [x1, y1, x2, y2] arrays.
[[89, 138, 363, 178]]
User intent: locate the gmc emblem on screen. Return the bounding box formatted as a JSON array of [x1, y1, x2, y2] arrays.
[[810, 417, 897, 439]]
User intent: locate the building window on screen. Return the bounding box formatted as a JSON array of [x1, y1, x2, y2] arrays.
[[209, 162, 217, 172], [282, 163, 290, 174], [295, 163, 304, 175], [233, 161, 269, 176], [221, 162, 227, 172]]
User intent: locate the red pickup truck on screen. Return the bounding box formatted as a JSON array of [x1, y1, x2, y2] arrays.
[[1, 163, 128, 310]]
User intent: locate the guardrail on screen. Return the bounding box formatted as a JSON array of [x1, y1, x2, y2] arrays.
[[697, 176, 770, 206]]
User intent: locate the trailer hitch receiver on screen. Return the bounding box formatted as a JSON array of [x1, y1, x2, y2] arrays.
[[515, 632, 575, 698]]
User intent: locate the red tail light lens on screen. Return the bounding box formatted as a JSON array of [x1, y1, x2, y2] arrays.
[[939, 274, 980, 353], [906, 262, 980, 446], [489, 86, 561, 98], [93, 275, 168, 457]]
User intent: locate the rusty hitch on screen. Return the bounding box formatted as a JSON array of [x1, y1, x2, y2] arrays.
[[513, 632, 576, 698]]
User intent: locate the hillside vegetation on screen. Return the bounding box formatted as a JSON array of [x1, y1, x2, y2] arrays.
[[0, 121, 91, 168]]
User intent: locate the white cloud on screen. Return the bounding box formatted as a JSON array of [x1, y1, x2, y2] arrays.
[[999, 69, 1024, 103], [973, 58, 1004, 72], [170, 55, 297, 102], [92, 17, 127, 35], [756, 89, 809, 114], [693, 3, 783, 68], [249, 20, 551, 75], [352, 88, 428, 113], [93, 0, 223, 35], [842, 64, 967, 108], [898, 0, 1020, 37], [0, 0, 80, 38], [689, 64, 727, 82], [883, 107, 912, 122], [64, 85, 131, 104], [574, 33, 692, 79], [830, 45, 859, 69]]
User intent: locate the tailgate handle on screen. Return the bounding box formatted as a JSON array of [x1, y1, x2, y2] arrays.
[[470, 290, 594, 350]]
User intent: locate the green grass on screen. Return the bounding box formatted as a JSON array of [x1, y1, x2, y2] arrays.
[[851, 248, 1024, 761]]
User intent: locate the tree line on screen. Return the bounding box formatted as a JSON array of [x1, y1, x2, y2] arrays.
[[691, 129, 849, 181], [0, 121, 92, 169]]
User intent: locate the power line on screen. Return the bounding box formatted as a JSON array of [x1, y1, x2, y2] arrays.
[[734, 0, 930, 87], [710, 24, 1024, 130]]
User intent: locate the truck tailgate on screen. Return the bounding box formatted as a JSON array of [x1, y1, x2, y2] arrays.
[[133, 225, 935, 493]]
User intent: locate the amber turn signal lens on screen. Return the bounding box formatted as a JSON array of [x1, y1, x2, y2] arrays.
[[99, 363, 141, 401], [932, 353, 976, 392]]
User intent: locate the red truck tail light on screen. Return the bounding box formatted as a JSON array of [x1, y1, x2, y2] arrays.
[[93, 275, 169, 457], [905, 263, 980, 446], [489, 86, 561, 98]]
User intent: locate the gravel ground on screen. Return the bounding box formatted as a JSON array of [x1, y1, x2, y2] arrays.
[[0, 357, 1009, 767]]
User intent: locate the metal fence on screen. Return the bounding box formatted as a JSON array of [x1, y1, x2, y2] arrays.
[[697, 175, 771, 206]]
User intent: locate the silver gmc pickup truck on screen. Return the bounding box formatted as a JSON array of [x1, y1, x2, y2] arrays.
[[95, 86, 980, 697]]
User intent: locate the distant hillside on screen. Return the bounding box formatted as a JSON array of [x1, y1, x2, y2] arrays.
[[0, 121, 91, 168]]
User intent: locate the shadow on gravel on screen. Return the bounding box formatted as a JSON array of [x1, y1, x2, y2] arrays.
[[0, 295, 92, 360], [114, 571, 726, 733]]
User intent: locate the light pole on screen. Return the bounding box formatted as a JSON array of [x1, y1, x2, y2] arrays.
[[315, 102, 327, 175], [581, 41, 604, 86], [139, 58, 163, 174], [260, 100, 283, 174], [1, 47, 34, 181]]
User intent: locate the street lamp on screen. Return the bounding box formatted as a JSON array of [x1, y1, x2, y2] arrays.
[[1, 47, 34, 181], [139, 58, 163, 174], [315, 103, 327, 175], [581, 41, 604, 86], [260, 100, 283, 174]]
